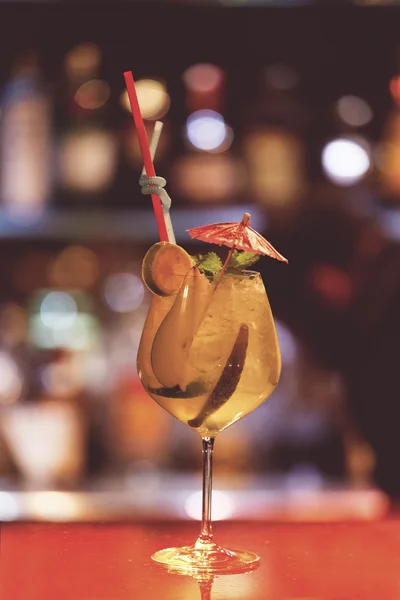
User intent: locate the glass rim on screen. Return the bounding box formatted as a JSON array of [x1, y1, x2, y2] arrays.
[[178, 268, 262, 281]]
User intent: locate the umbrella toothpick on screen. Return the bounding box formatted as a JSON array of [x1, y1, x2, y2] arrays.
[[214, 214, 253, 290], [214, 246, 235, 291]]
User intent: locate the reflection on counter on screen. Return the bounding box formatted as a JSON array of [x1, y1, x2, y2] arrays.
[[159, 561, 260, 600]]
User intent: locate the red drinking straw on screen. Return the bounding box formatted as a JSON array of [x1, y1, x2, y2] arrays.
[[123, 71, 169, 242]]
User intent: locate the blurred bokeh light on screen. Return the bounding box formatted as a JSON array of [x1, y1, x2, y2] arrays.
[[185, 110, 230, 152], [322, 137, 371, 185], [74, 80, 111, 110], [30, 290, 99, 350], [172, 153, 245, 203], [49, 246, 100, 290], [58, 129, 117, 193], [40, 291, 78, 331], [336, 95, 373, 127], [243, 128, 305, 206], [121, 79, 170, 120], [183, 63, 225, 94], [104, 272, 145, 313], [65, 42, 102, 80]]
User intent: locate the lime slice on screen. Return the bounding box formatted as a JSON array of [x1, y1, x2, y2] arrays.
[[142, 242, 194, 296]]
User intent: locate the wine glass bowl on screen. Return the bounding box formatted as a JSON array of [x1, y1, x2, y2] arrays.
[[138, 269, 281, 437]]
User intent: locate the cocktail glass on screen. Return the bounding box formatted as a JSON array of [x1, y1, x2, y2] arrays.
[[137, 266, 281, 573]]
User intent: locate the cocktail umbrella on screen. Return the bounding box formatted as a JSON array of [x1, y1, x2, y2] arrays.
[[187, 212, 288, 277]]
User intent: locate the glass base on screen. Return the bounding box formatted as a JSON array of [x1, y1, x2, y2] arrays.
[[151, 540, 260, 574]]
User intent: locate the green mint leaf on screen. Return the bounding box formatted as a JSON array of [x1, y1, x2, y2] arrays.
[[192, 252, 223, 277], [228, 250, 260, 271]]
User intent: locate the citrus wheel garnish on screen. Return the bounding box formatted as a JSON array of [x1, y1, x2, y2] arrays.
[[142, 242, 194, 296]]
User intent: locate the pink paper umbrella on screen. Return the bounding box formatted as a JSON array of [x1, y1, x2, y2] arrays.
[[187, 212, 288, 263]]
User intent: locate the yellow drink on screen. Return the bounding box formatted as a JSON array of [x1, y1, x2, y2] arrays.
[[137, 269, 281, 437]]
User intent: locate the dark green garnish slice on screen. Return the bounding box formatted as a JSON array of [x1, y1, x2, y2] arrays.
[[148, 380, 205, 399]]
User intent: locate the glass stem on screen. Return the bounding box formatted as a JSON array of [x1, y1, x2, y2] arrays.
[[198, 436, 215, 545], [199, 578, 213, 600]]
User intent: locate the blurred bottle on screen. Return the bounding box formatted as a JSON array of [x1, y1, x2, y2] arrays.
[[376, 64, 400, 205], [55, 43, 117, 206], [170, 63, 243, 207], [343, 431, 376, 487], [0, 346, 88, 489], [1, 396, 86, 489], [0, 51, 53, 221], [110, 372, 172, 471], [241, 65, 308, 216], [182, 63, 226, 114]]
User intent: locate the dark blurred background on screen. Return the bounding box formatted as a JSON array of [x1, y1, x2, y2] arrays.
[[0, 0, 400, 521]]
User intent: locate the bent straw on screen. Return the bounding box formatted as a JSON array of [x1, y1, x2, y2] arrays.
[[141, 120, 164, 178], [124, 71, 169, 242], [143, 121, 176, 244]]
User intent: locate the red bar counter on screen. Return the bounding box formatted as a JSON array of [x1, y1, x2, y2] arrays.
[[1, 518, 400, 600]]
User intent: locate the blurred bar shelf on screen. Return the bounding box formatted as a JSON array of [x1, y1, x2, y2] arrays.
[[0, 205, 266, 242], [0, 474, 389, 523]]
